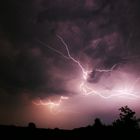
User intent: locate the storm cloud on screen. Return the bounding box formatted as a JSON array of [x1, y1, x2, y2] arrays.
[[0, 0, 140, 104]]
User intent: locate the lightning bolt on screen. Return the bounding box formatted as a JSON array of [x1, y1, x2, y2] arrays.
[[37, 39, 70, 59], [95, 64, 117, 72], [55, 35, 140, 100], [33, 96, 69, 114], [33, 35, 140, 113], [56, 35, 91, 80]]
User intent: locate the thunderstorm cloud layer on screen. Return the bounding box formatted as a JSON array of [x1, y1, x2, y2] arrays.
[[0, 0, 140, 129]]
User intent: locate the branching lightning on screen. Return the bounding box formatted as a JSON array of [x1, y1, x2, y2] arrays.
[[34, 35, 140, 112], [95, 64, 117, 73], [55, 35, 140, 99], [56, 35, 91, 80], [33, 96, 69, 113], [37, 39, 70, 59]]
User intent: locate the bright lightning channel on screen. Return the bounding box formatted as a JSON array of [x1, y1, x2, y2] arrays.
[[33, 35, 140, 112], [56, 35, 140, 100], [56, 35, 91, 80], [33, 96, 69, 114], [95, 64, 117, 72]]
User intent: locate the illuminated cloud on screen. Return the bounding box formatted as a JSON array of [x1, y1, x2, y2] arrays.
[[0, 0, 140, 129]]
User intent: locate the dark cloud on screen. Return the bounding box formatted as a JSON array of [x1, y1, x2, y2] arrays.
[[38, 0, 110, 22], [1, 0, 140, 130], [0, 0, 140, 98]]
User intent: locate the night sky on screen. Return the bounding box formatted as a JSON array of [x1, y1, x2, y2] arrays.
[[0, 0, 140, 129]]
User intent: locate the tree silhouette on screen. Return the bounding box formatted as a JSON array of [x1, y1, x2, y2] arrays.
[[93, 118, 103, 129], [113, 106, 140, 129], [28, 122, 36, 129]]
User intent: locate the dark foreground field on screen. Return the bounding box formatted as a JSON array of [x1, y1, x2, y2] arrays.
[[0, 125, 140, 140], [1, 106, 140, 139]]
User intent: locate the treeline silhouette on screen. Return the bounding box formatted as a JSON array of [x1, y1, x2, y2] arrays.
[[0, 106, 140, 139]]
